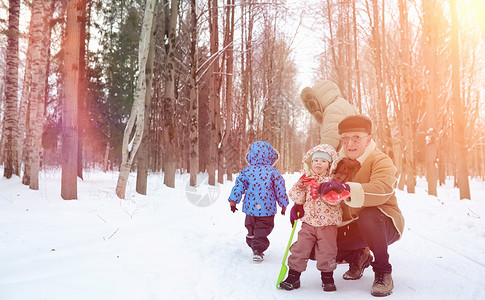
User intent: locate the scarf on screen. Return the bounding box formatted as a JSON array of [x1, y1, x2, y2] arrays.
[[333, 158, 361, 183]]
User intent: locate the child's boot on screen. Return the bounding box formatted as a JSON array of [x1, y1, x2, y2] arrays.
[[252, 250, 264, 262], [321, 271, 337, 292], [279, 269, 301, 290]]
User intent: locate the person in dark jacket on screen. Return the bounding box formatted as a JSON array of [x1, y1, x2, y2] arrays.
[[228, 141, 289, 262]]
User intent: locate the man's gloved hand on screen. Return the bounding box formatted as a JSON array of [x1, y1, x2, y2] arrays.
[[290, 204, 305, 226], [281, 206, 287, 215], [229, 201, 238, 213], [317, 181, 350, 196]]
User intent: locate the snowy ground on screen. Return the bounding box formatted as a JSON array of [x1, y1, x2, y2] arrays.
[[1, 168, 484, 300]]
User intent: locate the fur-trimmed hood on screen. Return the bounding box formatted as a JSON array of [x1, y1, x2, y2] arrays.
[[300, 80, 342, 123], [301, 144, 338, 180], [300, 80, 358, 150]]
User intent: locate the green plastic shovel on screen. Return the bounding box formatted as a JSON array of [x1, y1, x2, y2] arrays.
[[276, 214, 299, 288]]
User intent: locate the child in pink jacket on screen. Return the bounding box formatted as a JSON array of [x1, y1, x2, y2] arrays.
[[279, 144, 344, 292]]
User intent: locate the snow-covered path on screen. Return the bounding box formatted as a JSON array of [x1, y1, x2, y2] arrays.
[[1, 170, 484, 299]]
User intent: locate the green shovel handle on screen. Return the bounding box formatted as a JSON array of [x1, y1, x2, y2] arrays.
[[276, 213, 299, 288]]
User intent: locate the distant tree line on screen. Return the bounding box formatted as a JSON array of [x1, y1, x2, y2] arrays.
[[0, 0, 483, 200]]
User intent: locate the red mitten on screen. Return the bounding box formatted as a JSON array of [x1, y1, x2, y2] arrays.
[[297, 174, 316, 189], [323, 189, 350, 205]]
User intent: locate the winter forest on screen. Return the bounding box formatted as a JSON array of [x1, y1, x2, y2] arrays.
[[0, 0, 484, 200]]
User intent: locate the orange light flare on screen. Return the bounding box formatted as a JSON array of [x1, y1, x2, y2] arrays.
[[457, 0, 485, 39]]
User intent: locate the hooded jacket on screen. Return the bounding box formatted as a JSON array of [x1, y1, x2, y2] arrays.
[[300, 80, 358, 149], [288, 144, 342, 227], [339, 140, 405, 239], [228, 141, 289, 216]]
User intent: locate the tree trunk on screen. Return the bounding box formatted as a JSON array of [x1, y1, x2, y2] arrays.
[[217, 0, 235, 185], [21, 96, 32, 186], [422, 0, 440, 196], [77, 1, 88, 181], [189, 0, 199, 187], [17, 30, 33, 177], [103, 141, 110, 173], [224, 0, 235, 182], [397, 0, 415, 193], [208, 0, 220, 186], [450, 0, 471, 199], [27, 0, 53, 190], [352, 0, 362, 112], [116, 0, 157, 199], [136, 5, 157, 195], [61, 0, 87, 200], [3, 0, 21, 179], [371, 0, 393, 161], [162, 0, 179, 189]]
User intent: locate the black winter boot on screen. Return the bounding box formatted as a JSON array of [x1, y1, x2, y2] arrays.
[[321, 271, 337, 292], [279, 269, 301, 291]]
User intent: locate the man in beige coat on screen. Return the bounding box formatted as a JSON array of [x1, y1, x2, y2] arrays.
[[317, 115, 405, 297], [300, 80, 358, 150]]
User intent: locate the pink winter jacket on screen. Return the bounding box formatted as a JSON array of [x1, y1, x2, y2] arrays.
[[288, 144, 343, 227]]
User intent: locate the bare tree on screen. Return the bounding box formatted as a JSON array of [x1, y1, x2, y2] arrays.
[[450, 0, 471, 199], [161, 0, 179, 189], [3, 0, 20, 179], [61, 0, 88, 200], [207, 0, 221, 186], [188, 0, 199, 187], [135, 4, 157, 195], [17, 29, 32, 180], [77, 0, 88, 181], [421, 0, 442, 196], [26, 0, 53, 190], [368, 0, 393, 161], [397, 0, 416, 193], [116, 0, 157, 199], [220, 0, 235, 183]]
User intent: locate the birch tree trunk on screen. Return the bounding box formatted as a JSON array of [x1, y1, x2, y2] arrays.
[[27, 0, 52, 190], [116, 0, 157, 199], [61, 0, 87, 200], [136, 4, 157, 195], [3, 0, 20, 179], [450, 0, 471, 199], [17, 32, 32, 177]]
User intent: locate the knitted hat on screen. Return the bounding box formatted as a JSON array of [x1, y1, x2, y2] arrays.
[[311, 151, 332, 163], [338, 115, 372, 135]]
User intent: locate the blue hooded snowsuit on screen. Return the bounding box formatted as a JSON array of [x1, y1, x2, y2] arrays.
[[228, 141, 289, 216]]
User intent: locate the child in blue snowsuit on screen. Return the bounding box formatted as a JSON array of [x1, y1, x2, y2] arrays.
[[228, 141, 289, 262]]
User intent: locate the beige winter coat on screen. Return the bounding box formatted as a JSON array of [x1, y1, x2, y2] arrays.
[[339, 140, 405, 239], [300, 80, 358, 150], [288, 144, 343, 227]]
